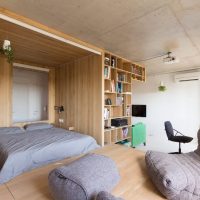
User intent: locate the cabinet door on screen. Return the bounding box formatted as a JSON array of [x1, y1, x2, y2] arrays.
[[132, 123, 146, 147]]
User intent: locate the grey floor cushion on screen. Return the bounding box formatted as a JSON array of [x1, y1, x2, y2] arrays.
[[48, 153, 120, 200], [145, 150, 200, 200], [96, 191, 124, 200]]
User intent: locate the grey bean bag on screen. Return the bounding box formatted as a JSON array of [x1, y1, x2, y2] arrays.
[[145, 129, 200, 200], [96, 191, 124, 200], [48, 153, 120, 200]]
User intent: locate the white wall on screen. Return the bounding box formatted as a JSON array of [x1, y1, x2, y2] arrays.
[[13, 67, 48, 123], [132, 73, 200, 153]]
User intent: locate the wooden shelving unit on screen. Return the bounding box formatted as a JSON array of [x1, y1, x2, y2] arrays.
[[103, 52, 145, 145]]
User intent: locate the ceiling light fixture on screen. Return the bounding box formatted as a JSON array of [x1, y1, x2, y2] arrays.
[[163, 52, 179, 64], [136, 51, 179, 65]]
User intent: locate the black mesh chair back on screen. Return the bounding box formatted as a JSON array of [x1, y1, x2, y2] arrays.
[[165, 121, 174, 140], [164, 121, 193, 154]]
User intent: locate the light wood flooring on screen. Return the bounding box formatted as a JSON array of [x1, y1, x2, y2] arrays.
[[0, 144, 166, 200]]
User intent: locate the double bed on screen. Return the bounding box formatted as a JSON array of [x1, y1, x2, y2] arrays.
[[0, 125, 99, 184]]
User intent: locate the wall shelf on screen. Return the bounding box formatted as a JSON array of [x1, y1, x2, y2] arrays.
[[103, 51, 145, 146]]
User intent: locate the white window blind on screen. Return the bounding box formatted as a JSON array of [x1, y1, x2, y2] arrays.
[[13, 67, 48, 123]]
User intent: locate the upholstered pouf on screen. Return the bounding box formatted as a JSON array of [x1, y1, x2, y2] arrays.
[[145, 150, 200, 200], [96, 191, 124, 200], [48, 154, 120, 200]]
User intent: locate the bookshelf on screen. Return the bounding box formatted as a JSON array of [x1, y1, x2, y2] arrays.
[[103, 52, 145, 145]]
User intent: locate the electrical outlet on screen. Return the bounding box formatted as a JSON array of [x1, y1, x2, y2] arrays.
[[59, 118, 64, 123]]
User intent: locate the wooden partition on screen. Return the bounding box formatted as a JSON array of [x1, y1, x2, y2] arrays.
[[47, 67, 56, 124], [0, 56, 12, 126], [55, 54, 103, 145]]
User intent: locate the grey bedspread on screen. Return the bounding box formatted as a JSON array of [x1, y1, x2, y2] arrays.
[[0, 127, 99, 184]]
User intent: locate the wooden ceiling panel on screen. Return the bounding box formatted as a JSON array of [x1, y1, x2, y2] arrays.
[[0, 19, 91, 66]]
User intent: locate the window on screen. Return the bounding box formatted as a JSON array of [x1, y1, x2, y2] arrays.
[[12, 67, 48, 123]]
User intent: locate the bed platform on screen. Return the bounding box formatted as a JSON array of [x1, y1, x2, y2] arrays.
[[0, 144, 166, 200], [0, 127, 99, 184]]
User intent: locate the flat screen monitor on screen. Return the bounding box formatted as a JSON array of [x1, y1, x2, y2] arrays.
[[132, 105, 146, 117]]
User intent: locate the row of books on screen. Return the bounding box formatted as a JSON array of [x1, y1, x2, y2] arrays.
[[132, 66, 143, 76], [104, 66, 111, 79], [117, 74, 126, 82], [104, 106, 131, 120], [116, 82, 123, 93]]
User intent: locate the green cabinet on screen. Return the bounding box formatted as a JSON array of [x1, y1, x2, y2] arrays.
[[132, 122, 146, 147]]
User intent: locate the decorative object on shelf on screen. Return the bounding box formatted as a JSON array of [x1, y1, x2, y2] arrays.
[[54, 105, 64, 113], [122, 127, 128, 138], [158, 81, 167, 92], [105, 98, 112, 105], [111, 57, 115, 67], [116, 96, 123, 106], [0, 40, 14, 63], [104, 108, 110, 120], [104, 56, 110, 65], [126, 106, 131, 116]]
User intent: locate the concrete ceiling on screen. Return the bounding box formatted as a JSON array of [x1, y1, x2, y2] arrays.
[[0, 0, 200, 74]]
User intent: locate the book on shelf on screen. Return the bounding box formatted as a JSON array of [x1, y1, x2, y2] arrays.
[[117, 73, 126, 82], [104, 66, 110, 79], [110, 80, 115, 92], [116, 82, 123, 93], [104, 108, 110, 120]]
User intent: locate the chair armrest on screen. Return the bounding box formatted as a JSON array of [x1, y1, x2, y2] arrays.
[[173, 129, 184, 136]]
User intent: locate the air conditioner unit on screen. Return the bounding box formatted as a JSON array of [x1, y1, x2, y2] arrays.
[[174, 72, 200, 83]]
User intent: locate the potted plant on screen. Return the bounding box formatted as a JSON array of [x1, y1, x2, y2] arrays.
[[158, 81, 167, 92], [0, 40, 14, 63]]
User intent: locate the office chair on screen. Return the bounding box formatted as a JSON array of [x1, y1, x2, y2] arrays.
[[164, 121, 193, 154]]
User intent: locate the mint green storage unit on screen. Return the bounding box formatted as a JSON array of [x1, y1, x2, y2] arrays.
[[132, 122, 146, 147]]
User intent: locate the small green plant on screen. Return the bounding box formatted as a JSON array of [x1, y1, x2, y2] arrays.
[[0, 45, 14, 63], [158, 85, 167, 92]]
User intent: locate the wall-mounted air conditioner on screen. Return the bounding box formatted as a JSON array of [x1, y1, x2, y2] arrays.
[[174, 72, 200, 83]]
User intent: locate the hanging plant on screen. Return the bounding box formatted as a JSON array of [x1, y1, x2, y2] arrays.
[[158, 81, 167, 92], [158, 85, 167, 92], [0, 45, 14, 63]]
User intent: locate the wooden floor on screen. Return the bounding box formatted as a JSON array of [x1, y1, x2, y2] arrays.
[[0, 145, 166, 200]]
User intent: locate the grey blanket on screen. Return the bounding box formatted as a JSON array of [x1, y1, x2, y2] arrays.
[[0, 127, 99, 184]]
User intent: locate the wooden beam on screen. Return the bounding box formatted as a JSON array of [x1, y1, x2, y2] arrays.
[[0, 8, 102, 55]]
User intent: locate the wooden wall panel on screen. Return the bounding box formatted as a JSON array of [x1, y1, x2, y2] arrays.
[[48, 67, 56, 124], [55, 54, 103, 145], [0, 56, 12, 126]]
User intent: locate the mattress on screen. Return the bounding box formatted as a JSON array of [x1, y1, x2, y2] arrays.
[[0, 127, 99, 184]]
